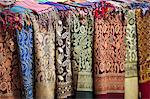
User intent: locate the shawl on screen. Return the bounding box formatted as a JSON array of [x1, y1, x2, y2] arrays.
[[15, 0, 52, 13], [136, 8, 150, 99], [0, 0, 16, 6], [70, 6, 94, 99], [11, 6, 34, 99], [124, 9, 138, 99], [0, 10, 22, 99], [55, 7, 73, 99], [29, 8, 57, 99], [93, 10, 126, 99], [39, 2, 73, 98]]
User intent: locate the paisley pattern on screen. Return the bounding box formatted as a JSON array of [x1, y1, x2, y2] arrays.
[[125, 10, 138, 77], [0, 10, 22, 99], [136, 9, 150, 83], [93, 12, 126, 98], [55, 10, 73, 98], [124, 9, 138, 99], [11, 6, 34, 99], [29, 9, 57, 99], [18, 20, 34, 99], [1, 2, 150, 99], [136, 9, 150, 99], [70, 7, 94, 98]]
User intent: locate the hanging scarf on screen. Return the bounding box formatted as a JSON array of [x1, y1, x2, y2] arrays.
[[93, 9, 126, 99], [70, 6, 94, 99], [136, 8, 150, 99], [124, 9, 138, 99], [29, 8, 57, 99], [11, 6, 34, 99], [0, 10, 22, 99], [38, 2, 74, 98], [55, 8, 73, 99]]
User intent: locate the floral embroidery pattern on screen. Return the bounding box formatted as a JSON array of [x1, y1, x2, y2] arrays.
[[93, 12, 126, 95], [125, 9, 138, 78], [30, 9, 57, 99], [70, 7, 94, 93], [11, 6, 35, 99], [136, 9, 150, 83], [0, 10, 22, 98], [55, 10, 73, 98]]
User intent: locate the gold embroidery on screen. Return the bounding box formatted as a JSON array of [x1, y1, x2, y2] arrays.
[[136, 9, 150, 83]]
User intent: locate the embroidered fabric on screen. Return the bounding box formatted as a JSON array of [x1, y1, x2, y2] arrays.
[[125, 9, 138, 78], [124, 9, 139, 99], [11, 6, 34, 99], [68, 3, 95, 99], [70, 6, 94, 93], [55, 10, 73, 98], [37, 2, 73, 98], [93, 11, 126, 97], [29, 8, 57, 99], [136, 9, 150, 99], [136, 9, 150, 83], [0, 10, 22, 99]]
